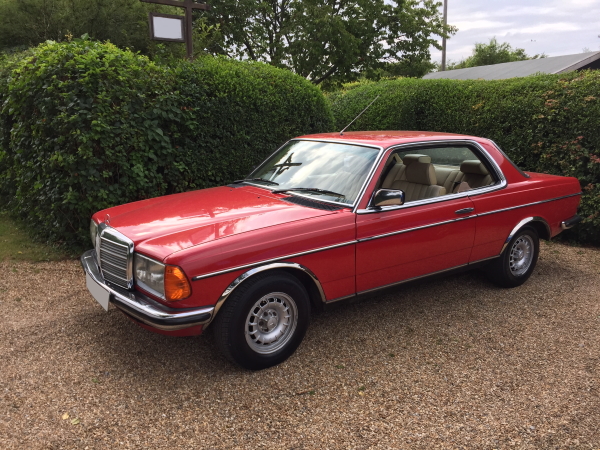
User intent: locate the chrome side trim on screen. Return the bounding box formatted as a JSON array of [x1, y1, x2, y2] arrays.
[[500, 216, 550, 253], [191, 240, 357, 281], [357, 215, 476, 243], [204, 262, 326, 329], [81, 250, 213, 331], [480, 192, 582, 218]]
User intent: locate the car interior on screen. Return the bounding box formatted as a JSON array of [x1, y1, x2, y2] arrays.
[[376, 146, 497, 203]]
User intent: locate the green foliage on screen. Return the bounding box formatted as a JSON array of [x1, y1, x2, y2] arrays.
[[368, 57, 437, 80], [199, 0, 455, 88], [328, 73, 600, 244], [448, 37, 545, 70], [0, 39, 332, 249], [0, 0, 150, 52], [0, 0, 220, 61]]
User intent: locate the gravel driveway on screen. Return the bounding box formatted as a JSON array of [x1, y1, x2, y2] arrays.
[[1, 241, 599, 449]]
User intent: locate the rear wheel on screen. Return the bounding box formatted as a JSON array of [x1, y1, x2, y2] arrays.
[[486, 226, 539, 288], [213, 271, 310, 370]]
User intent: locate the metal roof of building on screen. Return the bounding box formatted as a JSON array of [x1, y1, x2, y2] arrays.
[[423, 51, 600, 80]]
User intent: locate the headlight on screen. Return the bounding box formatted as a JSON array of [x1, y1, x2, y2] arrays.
[[90, 220, 98, 248], [134, 253, 166, 299]]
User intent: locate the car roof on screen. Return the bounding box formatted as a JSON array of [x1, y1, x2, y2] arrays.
[[296, 131, 485, 148]]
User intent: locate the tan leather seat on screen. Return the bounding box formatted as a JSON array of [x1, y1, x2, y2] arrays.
[[388, 156, 446, 202], [381, 154, 429, 189], [434, 166, 463, 193], [459, 160, 493, 189]]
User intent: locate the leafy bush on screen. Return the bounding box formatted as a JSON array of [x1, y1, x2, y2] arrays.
[[0, 39, 332, 249], [328, 74, 600, 244]]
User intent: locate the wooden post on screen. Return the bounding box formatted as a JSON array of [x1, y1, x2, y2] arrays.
[[441, 0, 448, 71], [141, 0, 210, 60]]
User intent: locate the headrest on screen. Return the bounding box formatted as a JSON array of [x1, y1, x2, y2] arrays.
[[405, 161, 437, 186], [402, 154, 431, 165], [460, 160, 489, 175]]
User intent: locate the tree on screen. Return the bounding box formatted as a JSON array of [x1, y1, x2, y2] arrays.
[[448, 37, 545, 70], [0, 0, 152, 52], [199, 0, 455, 87]]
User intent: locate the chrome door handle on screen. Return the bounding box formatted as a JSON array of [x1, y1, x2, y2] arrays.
[[455, 207, 474, 215]]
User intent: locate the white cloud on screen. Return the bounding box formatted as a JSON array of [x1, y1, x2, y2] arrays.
[[430, 0, 600, 62], [452, 19, 511, 32]]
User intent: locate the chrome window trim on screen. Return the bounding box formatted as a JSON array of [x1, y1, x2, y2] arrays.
[[191, 240, 357, 281], [488, 139, 530, 178], [245, 138, 384, 210], [356, 139, 507, 215], [203, 262, 326, 329]]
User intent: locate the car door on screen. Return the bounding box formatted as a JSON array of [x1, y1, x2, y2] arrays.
[[354, 143, 488, 294], [355, 197, 476, 293]]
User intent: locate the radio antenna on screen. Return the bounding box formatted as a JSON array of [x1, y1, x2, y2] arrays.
[[340, 94, 380, 136]]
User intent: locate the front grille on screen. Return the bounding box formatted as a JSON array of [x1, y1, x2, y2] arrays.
[[98, 228, 133, 289]]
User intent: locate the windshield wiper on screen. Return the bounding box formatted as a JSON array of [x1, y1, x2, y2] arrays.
[[272, 187, 346, 198], [232, 178, 279, 186]]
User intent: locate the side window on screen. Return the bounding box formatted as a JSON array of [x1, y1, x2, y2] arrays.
[[378, 146, 497, 203]]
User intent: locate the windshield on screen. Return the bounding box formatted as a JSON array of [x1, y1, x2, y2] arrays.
[[249, 140, 380, 205]]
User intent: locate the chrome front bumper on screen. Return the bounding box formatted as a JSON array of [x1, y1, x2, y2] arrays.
[[81, 250, 214, 331]]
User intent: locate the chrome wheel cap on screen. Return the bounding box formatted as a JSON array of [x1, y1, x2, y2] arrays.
[[509, 235, 534, 276], [245, 292, 298, 355]]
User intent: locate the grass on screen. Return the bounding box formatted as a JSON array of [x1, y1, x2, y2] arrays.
[[0, 211, 73, 262]]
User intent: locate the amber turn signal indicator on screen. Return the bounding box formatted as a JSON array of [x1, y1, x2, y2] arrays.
[[164, 265, 191, 301]]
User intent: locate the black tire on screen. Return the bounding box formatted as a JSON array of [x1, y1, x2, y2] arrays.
[[486, 225, 540, 288], [212, 271, 310, 370]]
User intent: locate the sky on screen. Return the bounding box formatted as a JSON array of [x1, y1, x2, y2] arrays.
[[429, 0, 600, 64]]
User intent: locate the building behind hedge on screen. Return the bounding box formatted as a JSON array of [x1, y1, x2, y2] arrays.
[[424, 51, 600, 80]]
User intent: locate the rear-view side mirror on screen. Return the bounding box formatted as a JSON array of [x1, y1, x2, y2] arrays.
[[372, 189, 405, 208]]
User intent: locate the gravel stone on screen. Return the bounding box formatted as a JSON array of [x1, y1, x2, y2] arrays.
[[0, 241, 599, 449]]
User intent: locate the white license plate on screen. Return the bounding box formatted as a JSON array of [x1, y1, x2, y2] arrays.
[[86, 273, 110, 311]]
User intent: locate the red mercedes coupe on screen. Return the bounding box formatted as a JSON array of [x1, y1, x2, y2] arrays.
[[82, 131, 582, 370]]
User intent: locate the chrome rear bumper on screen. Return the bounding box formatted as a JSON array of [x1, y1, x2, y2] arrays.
[[81, 250, 213, 331], [561, 214, 582, 230]]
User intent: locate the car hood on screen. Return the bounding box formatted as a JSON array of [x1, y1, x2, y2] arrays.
[[92, 185, 339, 261]]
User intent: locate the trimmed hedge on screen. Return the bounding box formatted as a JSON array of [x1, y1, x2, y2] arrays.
[[329, 75, 600, 244], [0, 39, 333, 248]]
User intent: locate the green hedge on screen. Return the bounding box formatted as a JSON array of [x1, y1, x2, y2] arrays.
[[0, 39, 333, 248], [329, 75, 600, 244]]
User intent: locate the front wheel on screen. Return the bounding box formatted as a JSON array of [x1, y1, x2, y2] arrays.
[[213, 271, 310, 370], [486, 226, 540, 288]]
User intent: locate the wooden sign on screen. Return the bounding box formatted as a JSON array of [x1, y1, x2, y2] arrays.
[[141, 0, 210, 59]]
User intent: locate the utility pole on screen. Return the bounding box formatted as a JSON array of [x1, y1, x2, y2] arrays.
[[441, 0, 448, 71], [141, 0, 210, 60]]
